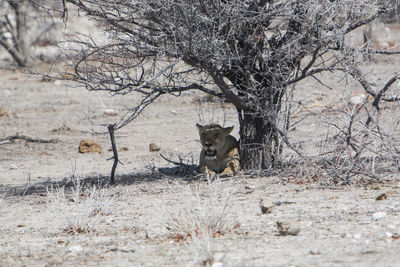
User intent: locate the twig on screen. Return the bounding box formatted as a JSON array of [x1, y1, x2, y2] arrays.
[[107, 124, 118, 184], [160, 153, 187, 167], [0, 134, 58, 144], [22, 173, 31, 195], [61, 0, 68, 23]]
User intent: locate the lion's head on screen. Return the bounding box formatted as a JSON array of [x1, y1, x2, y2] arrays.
[[196, 123, 234, 159]]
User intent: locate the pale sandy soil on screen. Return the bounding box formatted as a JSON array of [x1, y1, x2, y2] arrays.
[[0, 18, 400, 267], [0, 176, 399, 266], [0, 64, 399, 266]]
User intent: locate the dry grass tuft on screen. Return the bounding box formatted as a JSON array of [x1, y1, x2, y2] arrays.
[[46, 178, 114, 235], [165, 176, 234, 265]]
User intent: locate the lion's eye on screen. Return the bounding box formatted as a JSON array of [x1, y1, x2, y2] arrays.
[[214, 133, 219, 138]]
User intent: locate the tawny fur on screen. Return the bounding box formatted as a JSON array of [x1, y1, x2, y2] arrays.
[[196, 123, 240, 176]]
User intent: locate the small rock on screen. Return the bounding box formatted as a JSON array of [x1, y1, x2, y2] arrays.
[[349, 94, 366, 105], [0, 108, 9, 117], [260, 198, 275, 214], [287, 226, 301, 236], [353, 233, 362, 239], [376, 193, 387, 201], [309, 250, 321, 255], [104, 109, 118, 116], [54, 80, 63, 86], [78, 140, 103, 154], [69, 245, 83, 253], [149, 142, 161, 152], [3, 90, 11, 97], [276, 220, 301, 236], [372, 211, 386, 221], [9, 164, 18, 170]]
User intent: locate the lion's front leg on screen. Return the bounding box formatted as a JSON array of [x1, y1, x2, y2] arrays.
[[200, 165, 216, 176], [221, 160, 239, 176], [221, 148, 240, 176]]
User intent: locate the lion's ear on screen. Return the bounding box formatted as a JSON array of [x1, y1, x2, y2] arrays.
[[196, 123, 203, 132], [223, 126, 233, 135]]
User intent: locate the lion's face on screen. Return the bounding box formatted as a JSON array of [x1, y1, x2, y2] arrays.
[[196, 123, 233, 159]]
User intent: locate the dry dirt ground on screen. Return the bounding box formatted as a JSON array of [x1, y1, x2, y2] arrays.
[[0, 64, 400, 266], [1, 24, 400, 267]]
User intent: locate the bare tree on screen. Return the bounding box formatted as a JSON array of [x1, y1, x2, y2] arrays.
[[61, 0, 400, 171], [0, 0, 32, 66], [0, 0, 63, 67]]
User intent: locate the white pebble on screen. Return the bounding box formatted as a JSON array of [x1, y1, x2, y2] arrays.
[[353, 233, 362, 239], [54, 80, 63, 86], [372, 212, 387, 221], [104, 109, 118, 116], [349, 94, 366, 105], [69, 245, 83, 253], [9, 164, 18, 170], [3, 90, 11, 97]]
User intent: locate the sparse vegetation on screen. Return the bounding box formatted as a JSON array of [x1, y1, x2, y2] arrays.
[[165, 177, 233, 265], [46, 178, 114, 235], [167, 177, 233, 238], [1, 1, 400, 266], [60, 0, 400, 172]]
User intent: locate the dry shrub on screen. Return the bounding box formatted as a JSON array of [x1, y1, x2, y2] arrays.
[[165, 177, 234, 265], [282, 93, 400, 185], [46, 178, 114, 235]]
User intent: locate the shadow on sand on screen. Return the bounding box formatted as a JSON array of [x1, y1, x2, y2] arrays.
[[0, 164, 200, 198]]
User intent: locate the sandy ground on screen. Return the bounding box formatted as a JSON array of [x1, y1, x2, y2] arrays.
[[0, 64, 399, 266], [0, 175, 399, 266], [1, 17, 400, 266]]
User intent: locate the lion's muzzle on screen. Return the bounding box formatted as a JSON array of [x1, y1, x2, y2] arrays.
[[204, 148, 217, 159]]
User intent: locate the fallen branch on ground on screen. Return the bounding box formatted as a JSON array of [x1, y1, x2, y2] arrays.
[[0, 134, 59, 145], [159, 153, 200, 177], [160, 153, 188, 167]]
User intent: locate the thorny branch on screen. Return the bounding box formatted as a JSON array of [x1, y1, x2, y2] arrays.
[[59, 0, 400, 178]]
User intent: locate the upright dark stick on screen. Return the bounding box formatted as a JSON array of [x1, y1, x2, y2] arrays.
[[107, 124, 118, 184]]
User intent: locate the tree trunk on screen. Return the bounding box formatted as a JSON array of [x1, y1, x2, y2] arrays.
[[14, 1, 31, 66], [238, 111, 281, 170], [0, 1, 32, 67]]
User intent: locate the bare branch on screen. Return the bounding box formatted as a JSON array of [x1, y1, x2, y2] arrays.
[[371, 74, 400, 109], [60, 0, 400, 171], [0, 134, 59, 145]]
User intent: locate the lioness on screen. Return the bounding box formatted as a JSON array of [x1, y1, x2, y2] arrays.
[[196, 123, 240, 176]]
